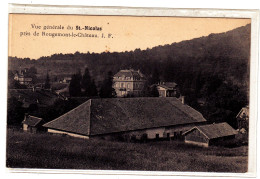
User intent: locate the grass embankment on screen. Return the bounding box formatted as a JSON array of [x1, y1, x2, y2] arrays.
[[6, 129, 248, 172]]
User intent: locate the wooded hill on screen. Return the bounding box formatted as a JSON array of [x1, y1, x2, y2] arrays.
[[8, 24, 251, 127]]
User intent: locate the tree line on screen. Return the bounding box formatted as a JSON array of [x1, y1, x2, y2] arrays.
[[69, 68, 116, 98]]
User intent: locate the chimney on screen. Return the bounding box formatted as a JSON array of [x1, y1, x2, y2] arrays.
[[181, 96, 185, 105]]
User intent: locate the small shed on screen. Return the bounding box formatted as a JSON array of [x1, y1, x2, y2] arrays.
[[183, 122, 238, 147], [154, 82, 179, 97], [22, 115, 45, 133]]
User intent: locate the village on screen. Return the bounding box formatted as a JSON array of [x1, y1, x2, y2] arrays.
[[7, 67, 249, 148]]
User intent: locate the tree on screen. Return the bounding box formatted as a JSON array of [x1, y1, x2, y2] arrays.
[[150, 85, 159, 97], [7, 97, 25, 125], [8, 70, 15, 89], [69, 74, 82, 97], [27, 66, 38, 84], [150, 67, 160, 85], [28, 66, 37, 74], [81, 68, 92, 96], [44, 73, 51, 89], [99, 71, 116, 98], [90, 79, 98, 97], [140, 82, 151, 97]]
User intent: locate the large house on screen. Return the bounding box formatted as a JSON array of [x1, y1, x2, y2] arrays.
[[43, 97, 209, 141], [14, 72, 32, 85], [14, 68, 33, 85], [113, 69, 146, 97]]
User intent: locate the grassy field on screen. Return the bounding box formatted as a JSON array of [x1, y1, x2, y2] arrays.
[[6, 128, 248, 172]]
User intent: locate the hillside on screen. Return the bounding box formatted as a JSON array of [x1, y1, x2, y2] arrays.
[[8, 24, 250, 127], [8, 24, 250, 86]]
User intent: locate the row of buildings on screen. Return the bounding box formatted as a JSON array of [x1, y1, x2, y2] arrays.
[[113, 69, 180, 97], [18, 68, 248, 147], [13, 68, 179, 98]]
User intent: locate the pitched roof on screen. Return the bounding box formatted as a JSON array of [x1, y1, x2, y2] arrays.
[[114, 69, 146, 79], [43, 100, 91, 135], [184, 122, 238, 139], [22, 115, 43, 126], [158, 82, 178, 90], [43, 97, 206, 136]]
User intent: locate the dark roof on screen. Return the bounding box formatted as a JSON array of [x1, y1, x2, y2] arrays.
[[114, 69, 145, 79], [157, 82, 178, 90], [184, 122, 238, 139], [8, 89, 60, 107], [43, 100, 91, 135], [43, 97, 206, 136], [22, 115, 43, 126]]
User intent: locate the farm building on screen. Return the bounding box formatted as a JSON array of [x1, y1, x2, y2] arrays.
[[22, 114, 45, 133], [153, 82, 180, 97], [183, 122, 238, 147], [43, 97, 208, 141]]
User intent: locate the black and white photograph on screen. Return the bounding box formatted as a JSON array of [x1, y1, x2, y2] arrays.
[[4, 4, 259, 177]]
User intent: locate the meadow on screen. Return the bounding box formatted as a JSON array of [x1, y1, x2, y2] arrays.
[[6, 128, 248, 172]]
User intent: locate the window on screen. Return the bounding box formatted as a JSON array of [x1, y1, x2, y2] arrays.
[[156, 134, 159, 139], [167, 133, 170, 139], [121, 83, 124, 88]]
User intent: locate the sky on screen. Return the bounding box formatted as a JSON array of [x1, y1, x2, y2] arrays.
[[9, 14, 251, 59]]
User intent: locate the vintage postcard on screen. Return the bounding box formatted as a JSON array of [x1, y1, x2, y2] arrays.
[[6, 4, 259, 177]]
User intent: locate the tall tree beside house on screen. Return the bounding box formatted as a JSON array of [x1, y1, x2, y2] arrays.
[[69, 74, 82, 97], [150, 67, 160, 85], [99, 71, 116, 98], [27, 66, 38, 84], [90, 79, 98, 97], [150, 85, 159, 97], [44, 73, 51, 89], [81, 68, 92, 96], [77, 68, 82, 82], [141, 82, 151, 97]]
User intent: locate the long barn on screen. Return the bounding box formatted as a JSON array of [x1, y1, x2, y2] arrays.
[[44, 97, 238, 145], [43, 97, 209, 141]]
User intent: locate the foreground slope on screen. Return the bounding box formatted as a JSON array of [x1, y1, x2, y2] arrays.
[[6, 129, 248, 172]]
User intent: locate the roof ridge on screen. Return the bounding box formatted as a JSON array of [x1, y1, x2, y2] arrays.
[[165, 97, 196, 120], [184, 126, 211, 139], [28, 115, 42, 119]]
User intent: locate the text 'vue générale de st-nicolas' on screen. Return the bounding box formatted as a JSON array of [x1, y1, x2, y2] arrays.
[[19, 24, 114, 39]]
